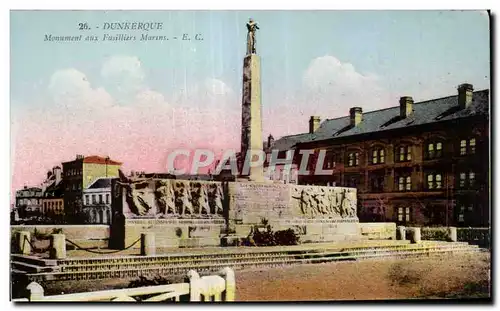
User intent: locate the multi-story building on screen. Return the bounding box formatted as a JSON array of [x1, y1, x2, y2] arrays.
[[15, 186, 43, 220], [82, 177, 114, 224], [62, 155, 122, 223], [268, 84, 489, 227], [40, 166, 64, 223]]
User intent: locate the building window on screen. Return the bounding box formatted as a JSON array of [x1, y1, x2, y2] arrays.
[[99, 194, 103, 204], [324, 151, 335, 169], [92, 195, 96, 204], [397, 207, 411, 222], [85, 195, 89, 205], [426, 141, 443, 159], [395, 145, 412, 162], [458, 171, 476, 188], [106, 194, 110, 204], [427, 173, 443, 190], [371, 148, 385, 165], [347, 152, 359, 167], [397, 175, 411, 191], [460, 138, 476, 156], [370, 174, 385, 192], [345, 174, 360, 188]]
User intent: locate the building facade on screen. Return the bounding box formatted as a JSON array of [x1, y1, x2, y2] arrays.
[[82, 177, 114, 224], [15, 186, 43, 220], [62, 155, 122, 223], [268, 84, 489, 227], [40, 166, 64, 223]]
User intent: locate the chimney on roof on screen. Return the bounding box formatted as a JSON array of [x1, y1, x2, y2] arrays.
[[458, 83, 474, 109], [309, 116, 321, 134], [399, 96, 414, 118], [267, 134, 274, 148], [53, 166, 62, 184], [349, 107, 363, 127]]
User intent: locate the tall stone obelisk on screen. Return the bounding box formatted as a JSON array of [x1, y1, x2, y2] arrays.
[[240, 18, 264, 182]]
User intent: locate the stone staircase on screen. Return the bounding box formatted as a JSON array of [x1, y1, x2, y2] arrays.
[[11, 241, 482, 282]]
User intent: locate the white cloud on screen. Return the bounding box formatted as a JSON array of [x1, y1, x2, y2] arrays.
[[48, 68, 114, 110], [301, 55, 391, 114], [101, 55, 146, 103], [262, 55, 393, 139]]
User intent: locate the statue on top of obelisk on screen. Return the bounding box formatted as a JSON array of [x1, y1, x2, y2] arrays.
[[246, 18, 259, 55]]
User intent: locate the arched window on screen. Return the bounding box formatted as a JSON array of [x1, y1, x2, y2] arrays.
[[346, 151, 360, 167], [395, 145, 412, 162], [370, 147, 385, 165], [425, 140, 443, 160]]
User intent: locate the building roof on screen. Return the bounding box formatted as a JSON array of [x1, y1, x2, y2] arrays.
[[270, 89, 489, 149], [83, 155, 122, 165], [44, 180, 64, 197], [269, 132, 315, 152], [87, 177, 114, 189], [63, 155, 122, 165]]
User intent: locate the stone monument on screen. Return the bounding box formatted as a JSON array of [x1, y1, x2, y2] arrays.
[[240, 18, 264, 182], [109, 20, 362, 250]]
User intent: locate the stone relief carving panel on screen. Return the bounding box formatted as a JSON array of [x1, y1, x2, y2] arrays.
[[291, 186, 357, 219], [117, 177, 224, 219]]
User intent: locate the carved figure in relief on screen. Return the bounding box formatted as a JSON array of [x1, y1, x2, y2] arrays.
[[155, 180, 176, 215], [209, 183, 224, 215], [191, 182, 210, 215], [174, 181, 193, 215], [115, 170, 153, 216]]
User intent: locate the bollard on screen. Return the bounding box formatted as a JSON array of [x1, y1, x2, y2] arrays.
[[50, 234, 66, 259], [18, 231, 31, 255], [396, 226, 406, 240], [140, 233, 155, 256], [26, 282, 44, 301], [220, 267, 236, 301], [410, 227, 421, 244], [448, 227, 457, 242], [187, 270, 201, 302]]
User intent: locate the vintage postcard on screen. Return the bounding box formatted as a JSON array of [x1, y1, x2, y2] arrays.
[[10, 10, 491, 302]]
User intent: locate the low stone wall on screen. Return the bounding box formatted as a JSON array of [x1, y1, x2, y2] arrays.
[[457, 227, 490, 247], [420, 227, 490, 247], [421, 227, 451, 241], [122, 219, 225, 249], [11, 225, 110, 248], [358, 223, 396, 240]]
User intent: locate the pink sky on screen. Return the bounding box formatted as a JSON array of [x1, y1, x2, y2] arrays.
[[11, 55, 398, 197]]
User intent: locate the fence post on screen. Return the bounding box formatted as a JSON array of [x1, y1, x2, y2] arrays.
[[396, 226, 406, 240], [448, 227, 457, 242], [410, 227, 421, 244], [26, 282, 44, 301], [50, 233, 66, 259], [140, 233, 155, 256], [187, 270, 201, 302], [220, 267, 236, 301], [18, 231, 31, 255]]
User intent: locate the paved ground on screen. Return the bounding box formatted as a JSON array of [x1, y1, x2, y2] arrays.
[[235, 251, 491, 301]]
